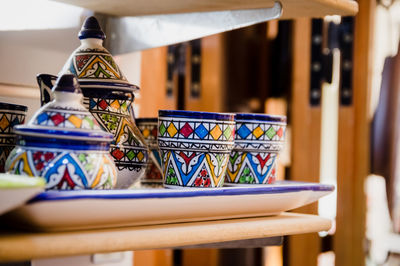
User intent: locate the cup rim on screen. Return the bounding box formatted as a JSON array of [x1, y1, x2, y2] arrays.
[[235, 113, 286, 123], [0, 102, 27, 112], [159, 110, 235, 121]]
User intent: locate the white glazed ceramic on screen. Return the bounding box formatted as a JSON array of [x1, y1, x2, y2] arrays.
[[6, 75, 117, 190], [226, 113, 286, 185], [158, 110, 235, 188], [3, 181, 334, 231]]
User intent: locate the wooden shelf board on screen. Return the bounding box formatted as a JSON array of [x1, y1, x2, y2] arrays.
[[55, 0, 358, 19], [0, 212, 331, 262]]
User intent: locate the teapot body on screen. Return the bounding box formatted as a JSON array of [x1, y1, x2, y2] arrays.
[[37, 74, 148, 188]]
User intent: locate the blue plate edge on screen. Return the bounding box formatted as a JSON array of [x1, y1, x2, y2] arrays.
[[29, 181, 335, 203]]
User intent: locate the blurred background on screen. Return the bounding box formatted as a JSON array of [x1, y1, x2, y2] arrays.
[[1, 0, 400, 265]]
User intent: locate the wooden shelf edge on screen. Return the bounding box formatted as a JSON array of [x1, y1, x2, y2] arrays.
[[55, 0, 358, 19], [0, 212, 331, 262]]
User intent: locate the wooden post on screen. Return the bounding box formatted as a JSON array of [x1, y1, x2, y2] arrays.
[[335, 0, 375, 265], [288, 18, 322, 266]]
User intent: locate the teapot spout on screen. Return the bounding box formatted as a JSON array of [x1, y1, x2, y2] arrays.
[[36, 74, 58, 106]]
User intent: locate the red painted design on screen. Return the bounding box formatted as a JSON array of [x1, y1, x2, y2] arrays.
[[179, 123, 193, 138], [255, 153, 271, 169], [151, 127, 158, 138], [35, 161, 44, 171], [98, 100, 108, 110], [76, 55, 91, 70], [57, 167, 76, 189], [51, 113, 65, 126], [44, 152, 54, 161], [178, 151, 196, 165], [276, 127, 284, 138], [33, 151, 42, 161], [112, 149, 124, 160]]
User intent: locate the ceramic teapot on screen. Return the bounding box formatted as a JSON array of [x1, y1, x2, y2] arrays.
[[6, 74, 118, 190], [37, 17, 148, 188]]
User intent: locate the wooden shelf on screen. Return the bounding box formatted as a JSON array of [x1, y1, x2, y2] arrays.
[[0, 212, 331, 262], [55, 0, 358, 19]]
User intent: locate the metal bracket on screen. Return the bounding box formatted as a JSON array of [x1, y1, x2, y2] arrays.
[[309, 18, 354, 106], [339, 17, 354, 106], [102, 2, 282, 54]]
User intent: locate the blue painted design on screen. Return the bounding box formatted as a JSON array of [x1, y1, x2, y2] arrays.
[[235, 113, 286, 123], [10, 117, 21, 127], [172, 152, 205, 186], [159, 110, 235, 121], [14, 126, 113, 141], [90, 98, 97, 109], [36, 113, 49, 124], [246, 153, 275, 183], [194, 124, 208, 139], [237, 125, 251, 139], [152, 150, 161, 165], [44, 153, 88, 187], [29, 181, 335, 203]]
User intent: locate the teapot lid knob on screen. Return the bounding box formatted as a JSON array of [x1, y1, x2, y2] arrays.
[[78, 16, 106, 40], [52, 74, 82, 94]]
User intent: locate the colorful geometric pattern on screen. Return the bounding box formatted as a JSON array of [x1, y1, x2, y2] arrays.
[[226, 118, 286, 185], [5, 148, 117, 190], [136, 119, 163, 186], [225, 151, 277, 185], [0, 110, 26, 134], [235, 121, 286, 142], [86, 97, 132, 116], [34, 109, 100, 130], [0, 108, 26, 172], [70, 50, 128, 82], [162, 150, 228, 188], [158, 118, 235, 142]]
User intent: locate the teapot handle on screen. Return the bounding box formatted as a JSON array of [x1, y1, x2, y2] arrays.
[[36, 74, 58, 106]]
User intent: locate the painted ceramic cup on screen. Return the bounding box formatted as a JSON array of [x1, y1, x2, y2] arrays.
[[225, 113, 286, 185], [36, 16, 148, 188], [0, 103, 27, 173], [136, 118, 163, 187], [158, 110, 235, 188], [6, 75, 118, 190]]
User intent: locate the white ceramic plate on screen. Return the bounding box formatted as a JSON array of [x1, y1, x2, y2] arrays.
[[3, 181, 334, 231], [0, 174, 45, 216]]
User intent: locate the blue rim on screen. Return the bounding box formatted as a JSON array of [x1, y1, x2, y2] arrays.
[[16, 135, 110, 151], [29, 181, 334, 203], [159, 110, 235, 121], [235, 113, 287, 123], [14, 126, 113, 141], [0, 102, 27, 112], [136, 118, 158, 123]]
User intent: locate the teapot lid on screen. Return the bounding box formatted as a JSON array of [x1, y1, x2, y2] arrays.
[[15, 74, 113, 143], [60, 16, 139, 93]]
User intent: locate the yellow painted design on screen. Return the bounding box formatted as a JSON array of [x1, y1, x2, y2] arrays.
[[167, 123, 178, 137], [205, 154, 224, 186], [91, 163, 103, 188], [142, 128, 150, 138], [210, 125, 222, 140], [68, 115, 82, 128], [110, 100, 120, 110], [253, 126, 264, 139], [137, 151, 144, 161], [9, 152, 34, 176], [79, 56, 121, 79], [226, 153, 246, 182], [115, 118, 132, 144], [0, 115, 9, 131]]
